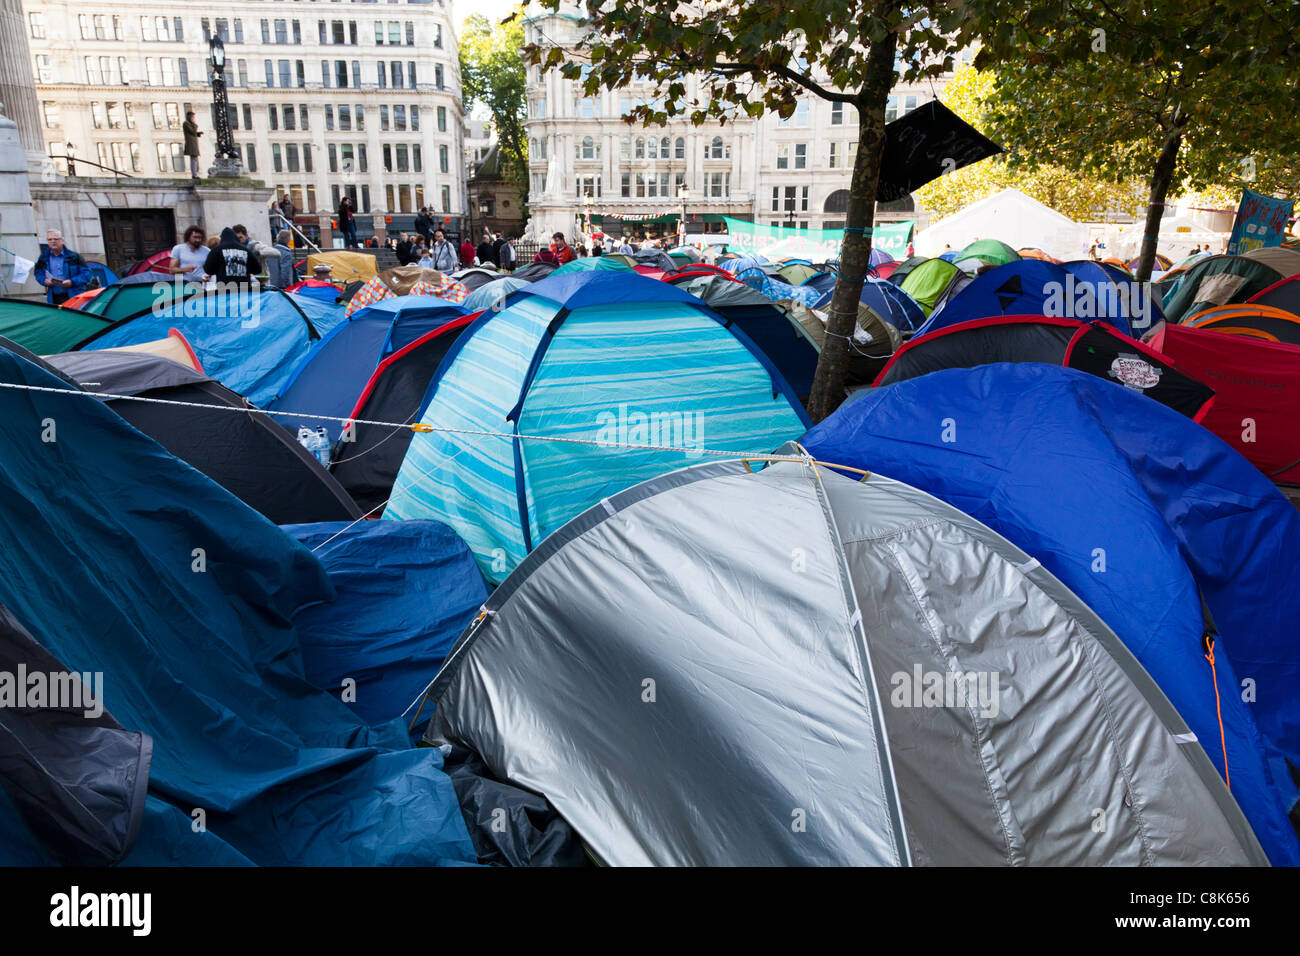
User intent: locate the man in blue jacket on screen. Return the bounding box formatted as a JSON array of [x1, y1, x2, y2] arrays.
[[33, 230, 91, 305]]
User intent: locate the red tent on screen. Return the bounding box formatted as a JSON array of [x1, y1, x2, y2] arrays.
[[125, 249, 173, 276], [1150, 322, 1300, 483]]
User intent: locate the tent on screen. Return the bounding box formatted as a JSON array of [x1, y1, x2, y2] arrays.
[[673, 273, 822, 399], [62, 287, 106, 310], [284, 278, 342, 304], [667, 245, 702, 263], [1184, 303, 1300, 345], [123, 249, 172, 276], [874, 315, 1214, 419], [916, 188, 1088, 260], [80, 277, 203, 323], [1249, 275, 1300, 314], [1129, 253, 1173, 272], [811, 276, 926, 333], [662, 263, 742, 285], [85, 260, 119, 289], [385, 271, 810, 583], [270, 296, 468, 444], [916, 260, 1147, 337], [0, 346, 477, 866], [633, 247, 677, 272], [888, 254, 930, 286], [802, 364, 1300, 864], [737, 268, 824, 308], [1242, 245, 1300, 278], [1160, 254, 1285, 323], [602, 253, 638, 268], [304, 250, 378, 283], [344, 272, 471, 317], [329, 312, 477, 513], [0, 297, 115, 354], [776, 262, 822, 285], [551, 256, 636, 275], [79, 289, 326, 407], [449, 267, 500, 291], [956, 238, 1021, 268], [46, 349, 361, 524], [511, 260, 559, 283], [420, 454, 1263, 866], [96, 327, 204, 371], [1148, 322, 1300, 484], [462, 275, 533, 314], [898, 258, 970, 317], [283, 520, 487, 726]]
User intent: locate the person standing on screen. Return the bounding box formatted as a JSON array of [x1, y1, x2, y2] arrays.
[[414, 207, 433, 243], [550, 232, 576, 265], [278, 192, 296, 228], [459, 234, 476, 268], [497, 234, 517, 272], [618, 237, 633, 256], [34, 229, 91, 305], [396, 233, 416, 266], [182, 111, 203, 180], [266, 230, 296, 289], [204, 227, 261, 286], [476, 231, 497, 267], [168, 225, 210, 280], [337, 196, 358, 248], [428, 229, 458, 272]]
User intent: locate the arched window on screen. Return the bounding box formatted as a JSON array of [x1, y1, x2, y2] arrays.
[[647, 137, 659, 159], [823, 189, 851, 214], [661, 136, 670, 158], [675, 137, 685, 159], [620, 136, 631, 159], [877, 195, 915, 213], [708, 135, 724, 159], [581, 135, 595, 159], [635, 136, 645, 159]]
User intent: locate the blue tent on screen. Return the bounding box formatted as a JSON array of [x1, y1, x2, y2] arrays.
[[270, 296, 467, 443], [386, 270, 811, 583], [719, 254, 768, 275], [802, 363, 1300, 865], [463, 274, 532, 314], [288, 283, 342, 305], [737, 268, 824, 308], [284, 520, 487, 726], [917, 260, 1145, 337], [813, 276, 926, 333], [86, 260, 119, 288], [0, 346, 476, 865], [81, 289, 324, 407]]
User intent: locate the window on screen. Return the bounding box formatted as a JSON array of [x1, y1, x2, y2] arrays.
[[28, 11, 46, 38], [336, 60, 348, 88], [535, 137, 548, 161], [438, 145, 449, 173], [272, 144, 284, 173], [328, 144, 337, 173], [79, 15, 91, 40], [178, 60, 188, 86], [407, 105, 415, 131], [388, 61, 402, 87], [293, 20, 302, 45], [706, 172, 730, 198], [377, 63, 387, 88], [332, 20, 346, 44], [395, 144, 410, 173], [325, 106, 334, 131], [296, 61, 305, 88], [533, 98, 547, 119], [441, 185, 451, 213], [283, 104, 296, 131], [238, 60, 249, 87], [393, 105, 406, 131], [577, 136, 598, 160], [344, 104, 354, 130], [408, 62, 417, 89], [436, 106, 447, 132], [795, 143, 807, 169], [244, 104, 253, 130], [358, 144, 367, 174], [90, 103, 106, 130], [776, 144, 789, 170], [340, 144, 355, 176], [166, 103, 181, 129], [334, 104, 349, 131], [412, 145, 421, 173], [575, 175, 601, 199], [620, 173, 631, 198], [707, 136, 727, 159], [84, 58, 102, 86], [246, 145, 257, 173], [215, 18, 229, 41], [234, 20, 244, 44], [157, 142, 184, 173], [829, 142, 840, 169], [41, 102, 59, 129], [268, 103, 279, 131], [35, 56, 52, 84], [261, 20, 270, 44], [779, 100, 810, 127], [265, 60, 275, 87], [352, 61, 362, 88], [279, 60, 292, 89], [831, 102, 844, 126], [434, 64, 443, 89], [274, 19, 288, 44], [574, 97, 597, 119], [284, 144, 300, 174]]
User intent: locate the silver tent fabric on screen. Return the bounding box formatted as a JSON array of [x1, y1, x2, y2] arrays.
[[424, 456, 1265, 866]]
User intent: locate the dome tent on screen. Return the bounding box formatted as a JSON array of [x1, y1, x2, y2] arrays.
[[802, 364, 1300, 863], [384, 271, 810, 583], [420, 453, 1264, 866]]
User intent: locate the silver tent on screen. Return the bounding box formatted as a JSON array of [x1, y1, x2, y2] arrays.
[[422, 454, 1266, 866]]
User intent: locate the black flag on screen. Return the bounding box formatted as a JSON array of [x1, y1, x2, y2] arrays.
[[876, 100, 1003, 202]]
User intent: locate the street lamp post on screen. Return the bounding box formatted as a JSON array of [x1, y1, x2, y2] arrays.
[[677, 183, 690, 248], [207, 36, 242, 178]]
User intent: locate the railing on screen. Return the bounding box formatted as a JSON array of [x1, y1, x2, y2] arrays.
[[269, 210, 323, 254], [53, 158, 137, 180]]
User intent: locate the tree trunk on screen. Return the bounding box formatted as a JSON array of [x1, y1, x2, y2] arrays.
[[1133, 117, 1186, 283], [805, 30, 897, 423]]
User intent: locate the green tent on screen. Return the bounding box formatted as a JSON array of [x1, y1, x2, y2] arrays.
[[551, 256, 636, 276], [0, 298, 115, 355], [956, 239, 1020, 268], [82, 280, 202, 323], [899, 258, 965, 317], [889, 255, 930, 286], [603, 253, 638, 268], [777, 263, 822, 285], [1161, 254, 1284, 323]]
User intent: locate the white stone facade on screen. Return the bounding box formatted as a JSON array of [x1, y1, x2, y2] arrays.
[[523, 5, 956, 242], [24, 0, 466, 229]]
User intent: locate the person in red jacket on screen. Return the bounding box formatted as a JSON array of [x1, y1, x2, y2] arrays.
[[550, 232, 576, 264], [459, 237, 476, 267]]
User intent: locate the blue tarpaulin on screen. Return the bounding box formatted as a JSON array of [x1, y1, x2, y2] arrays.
[[284, 520, 488, 726], [802, 363, 1300, 865], [0, 346, 477, 866]]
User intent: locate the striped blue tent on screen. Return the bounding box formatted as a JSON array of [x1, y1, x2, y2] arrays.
[[738, 268, 825, 308], [385, 271, 811, 582]]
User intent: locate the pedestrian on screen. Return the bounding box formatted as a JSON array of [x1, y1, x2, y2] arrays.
[[498, 234, 518, 272], [182, 111, 203, 179], [618, 237, 633, 256], [168, 225, 209, 281], [278, 192, 296, 227], [492, 231, 509, 269], [203, 226, 261, 286], [337, 196, 358, 248], [550, 232, 576, 264], [266, 229, 296, 289], [476, 231, 497, 267], [232, 223, 251, 247], [459, 235, 476, 268], [1089, 241, 1100, 260], [428, 229, 458, 272], [34, 229, 91, 305], [395, 233, 413, 265], [415, 207, 433, 243]]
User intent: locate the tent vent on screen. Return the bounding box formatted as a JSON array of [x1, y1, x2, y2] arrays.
[[1015, 557, 1041, 574], [599, 498, 617, 517], [1172, 733, 1198, 745], [848, 608, 862, 630]]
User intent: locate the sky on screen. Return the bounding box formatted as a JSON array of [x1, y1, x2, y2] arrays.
[[452, 0, 524, 35]]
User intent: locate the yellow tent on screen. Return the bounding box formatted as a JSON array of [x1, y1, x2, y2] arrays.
[[304, 250, 378, 283]]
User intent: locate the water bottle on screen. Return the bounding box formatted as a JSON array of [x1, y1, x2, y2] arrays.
[[298, 426, 331, 468]]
